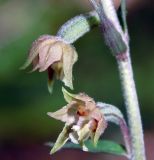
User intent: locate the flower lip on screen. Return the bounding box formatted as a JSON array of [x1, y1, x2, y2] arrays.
[[90, 119, 98, 132], [77, 105, 90, 116]]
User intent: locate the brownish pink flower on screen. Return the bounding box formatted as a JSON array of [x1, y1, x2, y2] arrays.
[[21, 35, 78, 92], [47, 88, 107, 154]]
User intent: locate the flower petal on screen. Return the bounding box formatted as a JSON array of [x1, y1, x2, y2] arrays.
[[39, 42, 63, 72], [62, 88, 94, 107], [85, 101, 96, 112], [62, 87, 76, 103], [78, 123, 91, 142], [47, 106, 69, 122], [50, 124, 70, 154], [29, 56, 39, 72], [47, 101, 77, 124], [62, 44, 78, 89], [38, 44, 51, 70], [21, 35, 53, 69], [75, 93, 94, 105], [91, 108, 103, 121], [93, 118, 107, 146]]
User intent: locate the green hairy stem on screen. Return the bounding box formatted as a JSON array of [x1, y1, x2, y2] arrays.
[[117, 53, 146, 160]]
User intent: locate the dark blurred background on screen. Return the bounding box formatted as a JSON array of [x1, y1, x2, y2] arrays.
[[0, 0, 154, 160]]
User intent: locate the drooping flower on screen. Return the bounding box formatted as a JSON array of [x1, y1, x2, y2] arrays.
[[47, 88, 107, 154], [21, 35, 78, 93]]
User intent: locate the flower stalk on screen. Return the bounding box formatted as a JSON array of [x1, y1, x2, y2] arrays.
[[57, 11, 99, 43], [117, 52, 146, 160], [97, 102, 131, 158]]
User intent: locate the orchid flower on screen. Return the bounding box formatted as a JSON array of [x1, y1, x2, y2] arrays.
[[21, 35, 78, 93], [47, 88, 107, 154]]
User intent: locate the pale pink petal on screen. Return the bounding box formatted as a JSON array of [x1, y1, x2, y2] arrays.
[[21, 35, 53, 69], [39, 42, 62, 72], [85, 101, 96, 112], [39, 44, 51, 70], [91, 108, 103, 121], [62, 44, 78, 89], [47, 101, 78, 124], [93, 117, 107, 146], [78, 123, 91, 141], [30, 56, 39, 72], [75, 93, 94, 105]]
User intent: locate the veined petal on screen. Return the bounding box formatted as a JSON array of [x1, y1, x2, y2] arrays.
[[62, 88, 94, 107], [78, 123, 91, 142], [85, 101, 96, 112], [62, 44, 78, 89], [50, 124, 70, 154], [30, 56, 39, 72], [75, 93, 94, 105], [93, 118, 107, 146], [47, 102, 77, 124], [62, 87, 77, 103], [21, 35, 53, 69], [91, 108, 103, 121], [39, 42, 63, 72], [21, 46, 39, 70], [38, 44, 51, 70], [47, 106, 69, 122]]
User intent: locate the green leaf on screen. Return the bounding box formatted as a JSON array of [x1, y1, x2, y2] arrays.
[[47, 140, 127, 156]]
